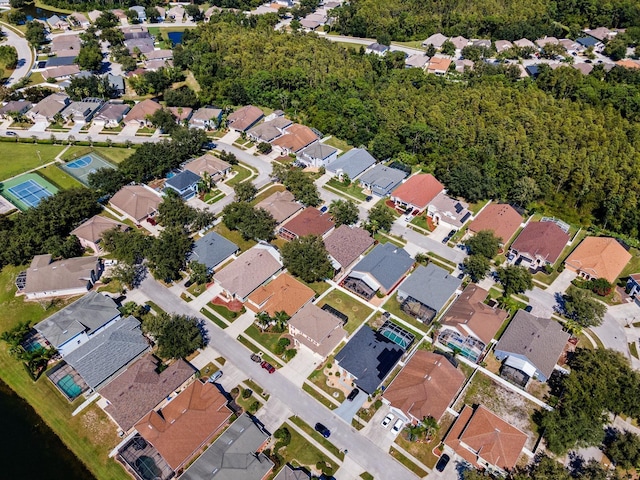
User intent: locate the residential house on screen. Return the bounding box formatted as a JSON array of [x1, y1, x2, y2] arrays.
[[189, 106, 223, 129], [20, 254, 103, 300], [422, 33, 448, 49], [88, 10, 102, 22], [573, 63, 594, 75], [509, 220, 570, 269], [71, 215, 128, 254], [255, 190, 303, 225], [559, 38, 580, 53], [167, 4, 185, 20], [391, 173, 444, 214], [69, 12, 90, 28], [44, 65, 81, 80], [617, 59, 640, 69], [365, 43, 390, 56], [0, 100, 32, 119], [494, 40, 513, 53], [454, 59, 474, 73], [60, 99, 103, 124], [405, 54, 430, 69], [93, 103, 130, 128], [146, 49, 174, 61], [576, 36, 600, 49], [123, 99, 162, 126], [27, 93, 70, 123], [181, 414, 273, 480], [468, 203, 522, 245], [213, 243, 283, 302], [47, 14, 69, 30], [247, 117, 292, 143], [109, 185, 162, 224], [247, 273, 315, 317], [279, 208, 335, 241], [272, 124, 319, 155], [135, 380, 233, 472], [326, 148, 377, 181], [227, 105, 264, 132], [428, 192, 471, 227], [45, 56, 77, 68], [147, 58, 174, 71], [300, 17, 322, 31], [51, 35, 81, 54], [188, 231, 239, 273], [426, 56, 452, 75], [34, 291, 120, 355], [183, 153, 231, 182], [274, 465, 312, 480], [525, 65, 542, 78], [288, 303, 347, 359], [627, 274, 640, 300], [64, 316, 149, 390], [535, 36, 559, 48], [396, 264, 462, 324], [565, 237, 631, 283], [125, 37, 155, 54], [383, 351, 466, 423], [129, 6, 147, 21], [449, 36, 469, 50], [444, 404, 528, 474], [343, 243, 414, 299], [324, 225, 374, 273], [164, 170, 201, 199], [472, 39, 491, 49], [494, 309, 569, 382], [296, 143, 338, 168], [107, 74, 125, 96], [334, 325, 404, 394], [585, 27, 614, 42], [101, 355, 194, 432], [439, 284, 508, 362], [513, 38, 536, 49], [358, 164, 408, 197], [112, 9, 128, 22]]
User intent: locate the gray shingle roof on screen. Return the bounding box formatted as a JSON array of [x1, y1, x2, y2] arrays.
[[64, 316, 149, 390], [299, 142, 337, 160], [165, 170, 201, 191], [350, 243, 413, 291], [397, 264, 461, 313], [327, 148, 377, 179], [358, 164, 408, 196], [35, 291, 120, 348], [335, 326, 404, 394], [188, 231, 239, 271]]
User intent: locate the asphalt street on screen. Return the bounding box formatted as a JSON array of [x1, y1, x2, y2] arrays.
[[1, 23, 34, 87]]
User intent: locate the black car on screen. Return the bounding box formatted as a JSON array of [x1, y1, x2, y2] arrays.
[[347, 388, 359, 401], [315, 423, 331, 438], [435, 453, 450, 472]]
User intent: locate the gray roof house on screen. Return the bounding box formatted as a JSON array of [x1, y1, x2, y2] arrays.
[[0, 100, 32, 119], [189, 106, 223, 129], [35, 291, 121, 356], [188, 231, 239, 272], [129, 5, 146, 20], [494, 310, 569, 382], [366, 42, 390, 56], [396, 264, 462, 324], [27, 93, 70, 122], [181, 414, 274, 480], [296, 143, 338, 168], [327, 148, 377, 180], [359, 164, 408, 197], [93, 102, 130, 128], [108, 74, 125, 95], [344, 243, 414, 299], [64, 316, 149, 390], [60, 99, 103, 123], [335, 325, 404, 394], [164, 170, 201, 200]]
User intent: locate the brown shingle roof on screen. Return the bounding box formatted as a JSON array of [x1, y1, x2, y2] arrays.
[[324, 225, 374, 269], [445, 405, 527, 471], [184, 153, 231, 178], [71, 215, 127, 244], [102, 355, 194, 431], [168, 106, 192, 121], [109, 185, 162, 222], [135, 381, 232, 470], [247, 273, 315, 317], [227, 105, 264, 131], [510, 221, 569, 264], [280, 208, 335, 239], [441, 284, 508, 345], [23, 255, 99, 296], [255, 190, 303, 224], [384, 350, 465, 422], [288, 303, 346, 357], [391, 174, 444, 210], [124, 99, 162, 123], [271, 124, 319, 153], [468, 204, 522, 244], [565, 237, 631, 283]]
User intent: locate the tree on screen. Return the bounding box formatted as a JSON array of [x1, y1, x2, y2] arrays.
[[603, 38, 627, 61], [75, 44, 103, 72], [147, 228, 193, 282], [189, 261, 208, 285], [365, 203, 395, 233], [441, 40, 455, 56], [464, 230, 500, 259], [144, 313, 205, 359], [164, 86, 199, 108], [110, 263, 145, 289], [222, 202, 276, 241], [87, 168, 128, 196], [496, 265, 533, 296], [510, 176, 540, 206], [25, 21, 47, 47], [157, 192, 197, 229], [283, 168, 321, 206], [102, 228, 151, 264], [257, 142, 272, 154], [185, 4, 203, 21], [563, 288, 606, 327], [234, 181, 257, 202], [329, 199, 359, 226], [463, 255, 491, 282], [255, 312, 271, 332], [606, 430, 640, 470], [94, 11, 119, 29], [281, 235, 333, 282], [66, 75, 115, 100], [591, 278, 612, 297], [149, 108, 178, 134]]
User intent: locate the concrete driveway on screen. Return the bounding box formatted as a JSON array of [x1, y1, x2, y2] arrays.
[[118, 124, 139, 137], [278, 347, 319, 387], [334, 390, 367, 422], [547, 269, 576, 295]]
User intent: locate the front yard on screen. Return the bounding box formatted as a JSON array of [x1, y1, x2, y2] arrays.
[[395, 412, 456, 469], [324, 179, 367, 201]]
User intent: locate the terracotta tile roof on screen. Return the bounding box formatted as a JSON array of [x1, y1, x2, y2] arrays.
[[468, 204, 522, 243], [565, 237, 631, 283], [427, 57, 452, 73], [324, 225, 374, 270], [110, 185, 162, 222], [124, 99, 162, 123], [255, 190, 303, 224], [247, 273, 315, 316], [445, 404, 528, 471], [271, 124, 319, 153], [391, 174, 444, 210], [383, 350, 465, 422], [510, 221, 569, 264], [441, 284, 508, 345], [135, 381, 232, 470], [102, 355, 194, 431], [280, 208, 335, 239], [71, 215, 127, 244], [616, 59, 640, 69], [227, 105, 264, 131], [288, 303, 347, 358]]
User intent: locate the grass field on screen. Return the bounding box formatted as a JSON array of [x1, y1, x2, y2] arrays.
[[288, 416, 345, 461], [325, 179, 367, 201], [226, 164, 254, 186], [0, 144, 66, 181], [214, 223, 257, 252], [382, 295, 429, 333], [279, 423, 339, 472], [37, 165, 83, 190], [317, 289, 373, 334], [200, 307, 228, 329]]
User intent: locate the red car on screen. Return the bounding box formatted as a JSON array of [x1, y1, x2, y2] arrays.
[[261, 361, 275, 374]]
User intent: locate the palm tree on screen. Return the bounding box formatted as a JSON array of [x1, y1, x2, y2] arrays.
[[422, 416, 439, 441], [407, 423, 425, 442], [255, 312, 271, 332], [273, 311, 290, 331]]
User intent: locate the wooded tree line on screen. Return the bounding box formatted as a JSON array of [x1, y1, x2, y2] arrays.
[[180, 19, 640, 237]]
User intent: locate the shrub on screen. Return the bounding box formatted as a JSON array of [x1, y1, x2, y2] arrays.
[[592, 277, 612, 296], [249, 401, 260, 413], [242, 388, 252, 399]]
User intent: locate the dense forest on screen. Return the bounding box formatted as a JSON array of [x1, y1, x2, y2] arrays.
[[328, 0, 640, 41], [176, 16, 640, 237]]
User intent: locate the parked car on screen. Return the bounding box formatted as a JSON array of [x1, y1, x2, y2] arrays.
[[347, 388, 359, 401], [435, 454, 450, 472], [208, 370, 223, 383], [391, 419, 404, 435], [261, 361, 276, 374], [365, 196, 373, 202], [320, 205, 328, 213], [381, 413, 394, 428], [250, 353, 262, 363], [5, 131, 17, 136], [315, 423, 331, 438]]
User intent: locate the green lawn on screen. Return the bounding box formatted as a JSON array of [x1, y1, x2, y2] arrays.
[[279, 423, 339, 472], [200, 307, 228, 329], [322, 137, 352, 152], [92, 147, 135, 164], [244, 324, 289, 360], [325, 179, 367, 201], [288, 416, 345, 461], [214, 223, 257, 252], [410, 214, 433, 232], [307, 364, 346, 403], [0, 144, 66, 181], [302, 382, 338, 410], [620, 247, 640, 279], [36, 165, 82, 190], [317, 289, 373, 334], [210, 303, 242, 322], [382, 295, 429, 333], [300, 279, 331, 297], [251, 184, 286, 205], [236, 335, 281, 367], [373, 232, 406, 248], [226, 164, 254, 186], [389, 447, 428, 477]]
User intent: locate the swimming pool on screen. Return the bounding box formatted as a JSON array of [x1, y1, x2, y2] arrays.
[[56, 374, 82, 400]]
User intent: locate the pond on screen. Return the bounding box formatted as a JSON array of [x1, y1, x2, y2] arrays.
[[18, 4, 66, 22], [167, 31, 184, 45]]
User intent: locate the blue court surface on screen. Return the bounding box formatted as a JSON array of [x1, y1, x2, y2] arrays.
[[7, 179, 54, 208], [61, 152, 115, 185]]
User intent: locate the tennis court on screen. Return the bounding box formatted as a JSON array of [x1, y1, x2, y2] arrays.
[[0, 173, 59, 211], [61, 151, 115, 185]]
